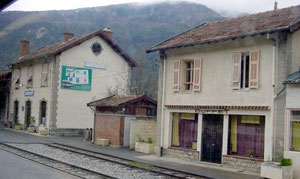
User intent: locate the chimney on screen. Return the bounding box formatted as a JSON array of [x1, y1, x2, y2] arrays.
[[102, 27, 113, 39], [63, 29, 73, 42], [20, 38, 30, 57]]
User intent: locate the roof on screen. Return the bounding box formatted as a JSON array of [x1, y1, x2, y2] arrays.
[[0, 70, 11, 78], [284, 69, 300, 84], [8, 29, 137, 67], [87, 94, 157, 107], [147, 5, 300, 53]]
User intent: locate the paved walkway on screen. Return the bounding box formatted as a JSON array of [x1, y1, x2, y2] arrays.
[[0, 129, 261, 179]]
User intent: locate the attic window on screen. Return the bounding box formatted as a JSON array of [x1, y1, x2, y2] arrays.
[[91, 43, 102, 56]]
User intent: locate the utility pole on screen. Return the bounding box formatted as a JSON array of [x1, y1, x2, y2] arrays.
[[274, 0, 278, 10]]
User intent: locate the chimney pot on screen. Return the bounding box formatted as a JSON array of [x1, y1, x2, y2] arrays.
[[63, 29, 73, 42], [20, 38, 30, 57], [102, 27, 113, 39]]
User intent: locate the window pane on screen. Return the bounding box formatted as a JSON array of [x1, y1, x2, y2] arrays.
[[229, 115, 265, 158], [172, 113, 198, 149], [292, 111, 300, 120], [292, 121, 300, 151]]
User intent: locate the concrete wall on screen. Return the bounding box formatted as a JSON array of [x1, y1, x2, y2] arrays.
[[129, 118, 156, 149], [222, 155, 262, 173], [94, 114, 124, 146], [9, 58, 55, 129], [56, 36, 131, 129]]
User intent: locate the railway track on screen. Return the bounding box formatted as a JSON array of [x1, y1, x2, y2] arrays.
[[0, 142, 210, 179], [46, 143, 209, 179], [0, 142, 114, 179]]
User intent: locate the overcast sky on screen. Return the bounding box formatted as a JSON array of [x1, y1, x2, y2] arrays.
[[4, 0, 300, 14]]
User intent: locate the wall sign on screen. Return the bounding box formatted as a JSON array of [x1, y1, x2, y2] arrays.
[[84, 61, 107, 70], [61, 66, 92, 91], [24, 90, 34, 96]]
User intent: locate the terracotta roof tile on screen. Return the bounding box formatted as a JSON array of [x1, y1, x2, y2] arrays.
[[9, 29, 137, 67], [147, 5, 300, 52]]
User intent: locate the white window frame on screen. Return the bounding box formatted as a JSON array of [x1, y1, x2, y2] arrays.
[[285, 108, 300, 152]]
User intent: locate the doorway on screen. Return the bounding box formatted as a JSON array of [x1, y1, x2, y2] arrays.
[[40, 101, 46, 126], [25, 100, 32, 129], [201, 114, 223, 164], [13, 101, 19, 124]]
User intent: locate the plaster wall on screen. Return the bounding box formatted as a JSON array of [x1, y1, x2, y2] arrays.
[[56, 36, 131, 129], [9, 58, 54, 129]]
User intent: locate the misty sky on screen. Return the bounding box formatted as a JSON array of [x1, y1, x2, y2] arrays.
[[4, 0, 300, 14]]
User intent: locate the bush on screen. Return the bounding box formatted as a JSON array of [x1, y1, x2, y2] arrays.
[[147, 137, 153, 144], [280, 158, 292, 166]]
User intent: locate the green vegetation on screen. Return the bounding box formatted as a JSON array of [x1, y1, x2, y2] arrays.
[[279, 158, 292, 166]]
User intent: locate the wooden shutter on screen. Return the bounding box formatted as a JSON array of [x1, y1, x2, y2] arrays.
[[232, 53, 241, 90], [27, 66, 34, 87], [14, 69, 21, 89], [193, 58, 202, 92], [249, 50, 259, 89], [173, 60, 181, 92], [41, 63, 49, 86]]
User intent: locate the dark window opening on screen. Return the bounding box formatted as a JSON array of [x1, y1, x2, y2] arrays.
[[240, 54, 249, 89], [40, 101, 46, 126], [13, 101, 19, 124]]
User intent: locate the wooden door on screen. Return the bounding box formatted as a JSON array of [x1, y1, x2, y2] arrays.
[[201, 115, 223, 164], [25, 101, 31, 129]]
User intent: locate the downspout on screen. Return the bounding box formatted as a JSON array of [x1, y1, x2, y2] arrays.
[[267, 33, 276, 161], [160, 51, 167, 156]]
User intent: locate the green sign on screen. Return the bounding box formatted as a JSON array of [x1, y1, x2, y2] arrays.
[[61, 66, 92, 91]]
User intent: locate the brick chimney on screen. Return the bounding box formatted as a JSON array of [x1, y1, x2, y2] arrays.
[[102, 27, 113, 39], [20, 38, 30, 57], [63, 29, 73, 42]]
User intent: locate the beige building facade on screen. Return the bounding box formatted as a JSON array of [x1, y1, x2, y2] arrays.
[[147, 5, 300, 175], [8, 29, 137, 135]]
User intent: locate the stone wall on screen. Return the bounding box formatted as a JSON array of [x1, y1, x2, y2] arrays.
[[130, 117, 156, 149], [222, 155, 262, 173], [49, 128, 84, 136], [163, 148, 199, 162], [94, 114, 124, 146]]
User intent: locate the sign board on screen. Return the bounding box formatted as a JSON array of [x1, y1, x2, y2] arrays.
[[24, 90, 34, 96], [84, 61, 107, 70], [195, 109, 226, 114], [61, 66, 92, 91]]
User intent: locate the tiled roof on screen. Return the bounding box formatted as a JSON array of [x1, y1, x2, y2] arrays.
[[87, 94, 157, 107], [165, 104, 269, 111], [147, 5, 300, 52], [9, 29, 137, 67]]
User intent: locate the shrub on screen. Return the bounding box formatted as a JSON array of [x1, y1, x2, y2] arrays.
[[280, 158, 292, 166], [147, 137, 153, 144]]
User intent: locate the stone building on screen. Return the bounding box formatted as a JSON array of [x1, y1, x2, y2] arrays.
[[7, 28, 137, 135], [147, 5, 300, 174]]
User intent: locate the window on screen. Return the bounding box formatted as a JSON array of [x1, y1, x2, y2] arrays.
[[173, 58, 202, 92], [171, 113, 198, 149], [228, 115, 265, 158], [184, 61, 194, 91], [40, 101, 47, 126], [41, 63, 49, 87], [27, 65, 34, 88], [290, 111, 300, 151], [13, 69, 21, 89], [232, 51, 259, 90]]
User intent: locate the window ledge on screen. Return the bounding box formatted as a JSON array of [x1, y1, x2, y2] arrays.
[[168, 146, 198, 152], [223, 155, 264, 162]]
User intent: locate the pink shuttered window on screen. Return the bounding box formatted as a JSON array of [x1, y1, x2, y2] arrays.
[[27, 65, 34, 88], [249, 51, 259, 89], [14, 69, 21, 89], [193, 58, 202, 92], [232, 53, 241, 90], [41, 63, 49, 87], [173, 60, 180, 92]]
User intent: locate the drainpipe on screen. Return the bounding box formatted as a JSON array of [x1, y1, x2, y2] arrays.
[[160, 51, 167, 156], [267, 33, 276, 161]]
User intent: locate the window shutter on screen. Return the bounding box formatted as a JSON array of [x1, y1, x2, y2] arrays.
[[14, 69, 21, 89], [41, 63, 49, 86], [193, 58, 202, 92], [27, 66, 34, 88], [173, 60, 181, 92], [249, 50, 259, 89], [232, 53, 241, 90]]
